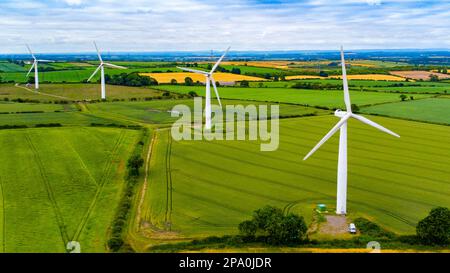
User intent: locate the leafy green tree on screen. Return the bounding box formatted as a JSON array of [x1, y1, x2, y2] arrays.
[[231, 68, 241, 74], [351, 104, 360, 113], [238, 220, 257, 237], [240, 80, 249, 87], [253, 206, 284, 230], [319, 71, 328, 77], [417, 207, 450, 245], [188, 91, 198, 97], [240, 206, 308, 245], [27, 76, 35, 84], [184, 77, 194, 86], [127, 155, 144, 177], [279, 214, 308, 244], [429, 74, 439, 82]]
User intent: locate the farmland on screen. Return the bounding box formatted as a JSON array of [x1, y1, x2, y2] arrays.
[[0, 127, 140, 252], [154, 85, 433, 108], [0, 58, 449, 253], [361, 98, 450, 125], [139, 115, 450, 240], [139, 72, 266, 84], [390, 71, 450, 80]]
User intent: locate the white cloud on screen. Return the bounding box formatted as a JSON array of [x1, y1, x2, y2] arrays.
[[0, 0, 449, 53], [366, 0, 381, 5], [64, 0, 83, 6]]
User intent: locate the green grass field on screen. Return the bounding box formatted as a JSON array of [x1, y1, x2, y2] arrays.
[[0, 127, 139, 252], [141, 115, 450, 239], [155, 85, 432, 108], [0, 84, 162, 101], [361, 97, 450, 125], [86, 99, 330, 125], [0, 67, 183, 83]]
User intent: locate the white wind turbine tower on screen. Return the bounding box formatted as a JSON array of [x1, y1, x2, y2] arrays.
[[303, 46, 400, 215], [87, 42, 127, 100], [26, 44, 54, 90], [177, 46, 230, 129]]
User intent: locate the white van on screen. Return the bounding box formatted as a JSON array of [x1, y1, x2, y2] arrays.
[[349, 223, 357, 234]]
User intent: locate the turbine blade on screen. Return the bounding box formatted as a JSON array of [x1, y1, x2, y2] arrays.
[[340, 46, 352, 112], [303, 114, 351, 160], [26, 62, 35, 77], [177, 66, 209, 75], [210, 76, 222, 108], [210, 46, 230, 73], [87, 65, 102, 82], [26, 44, 35, 59], [351, 114, 400, 138], [103, 62, 127, 69], [93, 41, 103, 62]]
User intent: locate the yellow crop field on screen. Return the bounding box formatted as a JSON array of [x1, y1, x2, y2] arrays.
[[140, 72, 266, 83], [220, 61, 292, 69], [330, 74, 406, 81], [285, 75, 325, 80]]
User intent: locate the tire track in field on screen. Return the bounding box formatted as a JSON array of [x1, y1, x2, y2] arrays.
[[14, 83, 72, 101], [174, 149, 441, 208], [202, 139, 450, 197], [59, 133, 99, 187], [136, 130, 157, 231], [0, 175, 5, 252], [164, 131, 173, 230], [72, 129, 126, 242], [24, 133, 69, 245]]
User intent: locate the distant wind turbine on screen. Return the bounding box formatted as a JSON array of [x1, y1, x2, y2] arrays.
[[177, 46, 230, 129], [303, 46, 400, 215], [26, 44, 54, 90], [87, 42, 127, 100]]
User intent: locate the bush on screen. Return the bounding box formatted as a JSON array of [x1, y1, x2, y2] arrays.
[[127, 154, 144, 177], [354, 217, 395, 239], [239, 206, 308, 245], [105, 72, 158, 87], [188, 91, 198, 97], [238, 220, 257, 237], [417, 207, 450, 245], [107, 237, 124, 251]]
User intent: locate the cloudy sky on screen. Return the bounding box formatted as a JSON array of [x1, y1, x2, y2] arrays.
[[0, 0, 449, 53]]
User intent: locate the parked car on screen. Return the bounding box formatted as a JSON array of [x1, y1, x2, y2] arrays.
[[349, 223, 357, 234]]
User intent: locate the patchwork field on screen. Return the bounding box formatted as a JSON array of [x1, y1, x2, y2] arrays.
[[139, 72, 266, 84], [361, 97, 450, 125], [390, 71, 450, 80], [86, 99, 330, 125], [0, 127, 140, 252], [0, 84, 162, 101], [141, 116, 450, 238], [330, 74, 406, 81], [154, 85, 433, 108]]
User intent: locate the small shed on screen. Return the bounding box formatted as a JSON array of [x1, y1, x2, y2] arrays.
[[316, 204, 328, 213]]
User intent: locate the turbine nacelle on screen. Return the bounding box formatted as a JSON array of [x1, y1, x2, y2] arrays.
[[334, 109, 348, 118]]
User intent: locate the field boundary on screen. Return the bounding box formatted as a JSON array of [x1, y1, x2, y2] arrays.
[[135, 129, 157, 232]]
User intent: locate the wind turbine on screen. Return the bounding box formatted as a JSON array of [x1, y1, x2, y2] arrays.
[[303, 46, 400, 215], [87, 42, 127, 100], [26, 44, 53, 90], [177, 46, 230, 129]]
